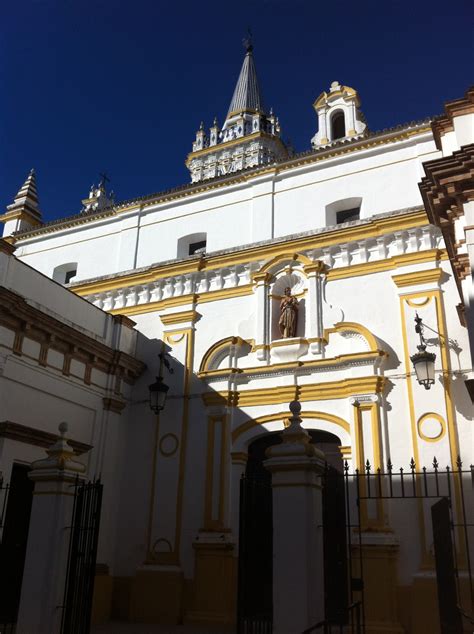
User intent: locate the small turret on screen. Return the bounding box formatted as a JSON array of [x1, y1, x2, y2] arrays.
[[81, 173, 115, 213], [311, 81, 368, 148], [0, 169, 43, 237]]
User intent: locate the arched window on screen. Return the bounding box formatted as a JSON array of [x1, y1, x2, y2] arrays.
[[177, 232, 207, 258], [52, 262, 78, 285], [331, 110, 346, 141]]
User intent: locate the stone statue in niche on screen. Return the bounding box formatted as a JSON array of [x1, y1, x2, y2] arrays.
[[279, 287, 299, 338]]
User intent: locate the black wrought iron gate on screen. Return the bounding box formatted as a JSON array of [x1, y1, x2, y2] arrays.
[[0, 464, 34, 633], [321, 458, 474, 634], [237, 434, 277, 634], [60, 478, 103, 634]]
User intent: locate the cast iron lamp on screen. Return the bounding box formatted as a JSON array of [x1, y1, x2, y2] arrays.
[[148, 352, 173, 413], [410, 313, 436, 390]]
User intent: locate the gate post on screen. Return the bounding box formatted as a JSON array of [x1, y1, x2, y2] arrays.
[[16, 423, 86, 634], [264, 401, 326, 634]]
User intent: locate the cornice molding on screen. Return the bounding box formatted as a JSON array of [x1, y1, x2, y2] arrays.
[[0, 286, 145, 383], [431, 86, 474, 150], [0, 421, 92, 455]]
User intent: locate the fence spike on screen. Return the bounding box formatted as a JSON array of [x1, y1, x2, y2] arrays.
[[410, 457, 416, 472], [432, 456, 439, 470], [365, 459, 371, 473], [387, 458, 393, 473], [456, 455, 462, 469]]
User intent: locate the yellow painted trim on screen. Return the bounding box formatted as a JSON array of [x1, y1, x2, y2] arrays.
[[70, 211, 431, 297], [158, 433, 180, 457], [323, 321, 379, 353], [199, 336, 250, 373], [232, 409, 350, 444], [186, 131, 280, 163], [206, 375, 386, 409], [87, 247, 448, 319], [203, 415, 228, 530], [417, 412, 447, 443], [327, 249, 447, 281], [392, 268, 443, 288], [256, 251, 313, 275], [198, 350, 385, 380], [160, 310, 200, 325], [147, 327, 194, 564], [406, 296, 432, 308]]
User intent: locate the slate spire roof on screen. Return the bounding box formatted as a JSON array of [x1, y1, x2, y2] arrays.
[[226, 42, 266, 118]]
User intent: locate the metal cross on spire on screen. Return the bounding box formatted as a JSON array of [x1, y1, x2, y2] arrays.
[[98, 171, 110, 189], [243, 28, 253, 53]]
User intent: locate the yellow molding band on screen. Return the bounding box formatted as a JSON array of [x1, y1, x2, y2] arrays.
[[186, 131, 286, 163], [160, 309, 200, 325], [232, 410, 350, 444], [204, 376, 386, 408], [327, 249, 447, 281], [199, 336, 250, 373], [198, 350, 386, 380], [392, 268, 443, 288], [70, 210, 429, 297], [84, 249, 447, 319]]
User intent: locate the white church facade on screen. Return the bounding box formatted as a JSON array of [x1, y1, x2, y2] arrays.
[[0, 44, 473, 634]]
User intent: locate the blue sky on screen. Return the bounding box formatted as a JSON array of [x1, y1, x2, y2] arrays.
[[1, 0, 472, 222]]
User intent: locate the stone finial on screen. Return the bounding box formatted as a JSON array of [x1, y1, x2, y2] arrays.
[[266, 401, 325, 461], [30, 422, 86, 478]]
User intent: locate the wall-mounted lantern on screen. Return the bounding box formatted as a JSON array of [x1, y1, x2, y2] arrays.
[[148, 352, 174, 414], [410, 313, 436, 390]]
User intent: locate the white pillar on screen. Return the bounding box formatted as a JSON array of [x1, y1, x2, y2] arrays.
[[254, 272, 271, 360], [264, 402, 326, 634], [304, 261, 325, 354], [16, 423, 86, 634]]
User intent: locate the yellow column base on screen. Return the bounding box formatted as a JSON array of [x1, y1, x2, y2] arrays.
[[184, 540, 237, 625], [130, 565, 184, 624], [91, 566, 113, 625], [353, 538, 404, 634]]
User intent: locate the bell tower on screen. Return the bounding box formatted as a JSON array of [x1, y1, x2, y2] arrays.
[[186, 38, 289, 182], [311, 81, 368, 148]]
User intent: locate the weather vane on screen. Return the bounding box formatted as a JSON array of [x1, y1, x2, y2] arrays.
[[243, 28, 253, 53]]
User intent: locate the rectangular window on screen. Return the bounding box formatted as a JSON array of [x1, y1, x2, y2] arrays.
[[336, 208, 360, 224], [189, 240, 206, 255]]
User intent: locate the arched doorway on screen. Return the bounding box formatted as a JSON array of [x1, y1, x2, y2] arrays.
[[237, 428, 344, 632]]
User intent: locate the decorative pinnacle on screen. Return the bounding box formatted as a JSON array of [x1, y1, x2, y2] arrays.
[[58, 421, 68, 435]]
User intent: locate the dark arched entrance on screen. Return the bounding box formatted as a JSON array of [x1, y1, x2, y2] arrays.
[[237, 428, 344, 632]]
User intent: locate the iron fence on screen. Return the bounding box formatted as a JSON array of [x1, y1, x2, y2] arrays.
[[321, 456, 474, 633], [60, 478, 103, 634]]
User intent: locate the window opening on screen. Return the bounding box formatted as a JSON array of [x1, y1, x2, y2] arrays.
[[64, 269, 77, 284], [189, 240, 206, 255], [336, 208, 360, 224], [331, 111, 346, 140]]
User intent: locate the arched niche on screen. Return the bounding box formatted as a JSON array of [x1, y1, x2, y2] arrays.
[[270, 270, 306, 340]]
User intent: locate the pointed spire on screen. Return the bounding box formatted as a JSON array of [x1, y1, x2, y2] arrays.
[[7, 169, 41, 218], [227, 40, 265, 119], [1, 169, 43, 236]]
